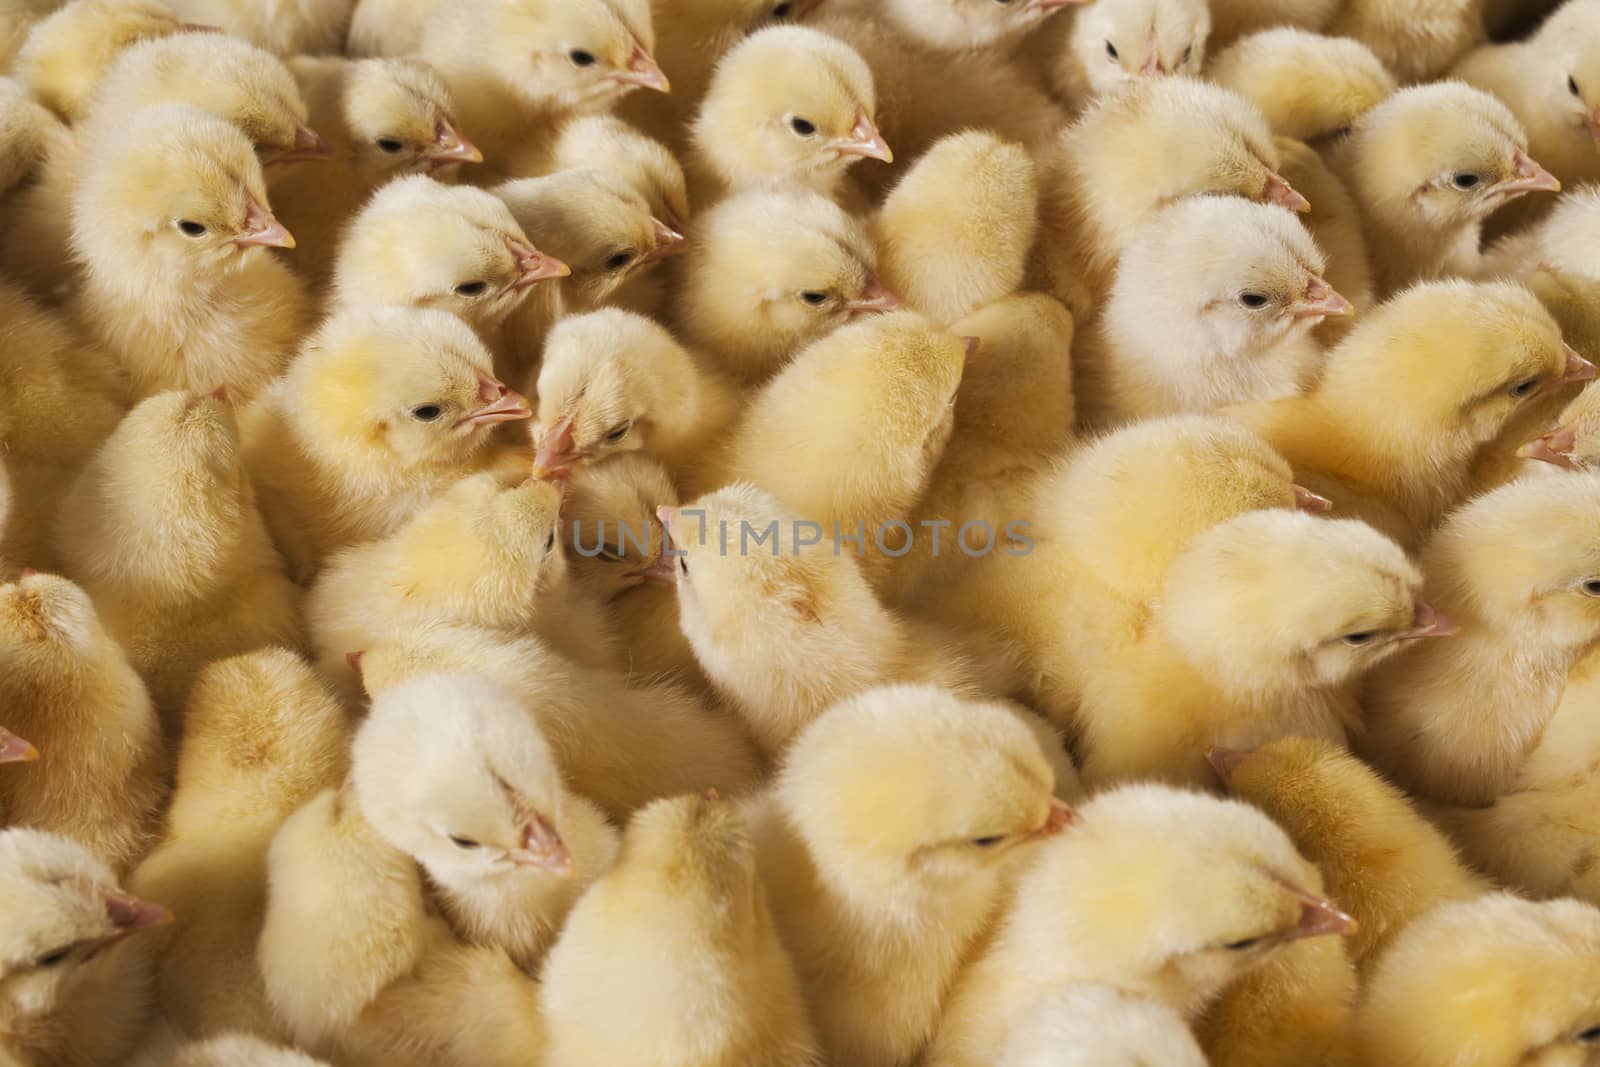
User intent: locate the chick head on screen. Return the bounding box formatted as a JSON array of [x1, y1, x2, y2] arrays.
[[0, 828, 169, 1030], [73, 103, 294, 280], [1317, 280, 1592, 456], [614, 789, 755, 904], [997, 984, 1209, 1067], [463, 0, 667, 112], [15, 0, 197, 121], [495, 169, 682, 311], [352, 673, 578, 882], [1207, 29, 1396, 144], [1530, 0, 1600, 156], [693, 26, 890, 191], [1524, 380, 1600, 471], [1114, 195, 1350, 360], [0, 573, 114, 700], [1160, 511, 1439, 695], [533, 309, 702, 472], [681, 187, 891, 371], [1358, 894, 1600, 1067], [342, 58, 480, 180], [562, 452, 679, 599], [290, 305, 531, 471], [777, 684, 1073, 903], [549, 114, 690, 230], [1353, 83, 1559, 231], [331, 175, 567, 332], [888, 0, 1083, 52], [1070, 0, 1210, 95]]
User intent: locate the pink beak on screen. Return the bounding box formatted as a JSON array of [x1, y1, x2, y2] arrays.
[[427, 118, 483, 168], [614, 42, 671, 93], [1587, 109, 1600, 145], [1559, 344, 1599, 385], [235, 201, 295, 249], [1026, 798, 1079, 842], [101, 888, 173, 935], [961, 335, 981, 359], [345, 650, 366, 682], [640, 217, 688, 264], [1290, 276, 1355, 320], [1205, 744, 1253, 784], [1292, 484, 1333, 513], [844, 276, 901, 314], [458, 375, 532, 428], [270, 121, 334, 165], [532, 415, 578, 475], [1139, 49, 1165, 75], [0, 728, 37, 763], [508, 239, 570, 289], [1499, 151, 1561, 197], [1263, 170, 1311, 213], [1519, 424, 1581, 469], [1284, 889, 1358, 942], [833, 111, 893, 163], [1399, 598, 1457, 640], [511, 814, 573, 872], [626, 551, 680, 586]]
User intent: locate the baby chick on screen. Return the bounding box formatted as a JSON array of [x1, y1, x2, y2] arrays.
[[1327, 0, 1484, 84], [1355, 894, 1600, 1067], [691, 24, 889, 201], [1076, 510, 1437, 789], [542, 113, 691, 232], [1209, 29, 1396, 142], [1040, 0, 1211, 106], [1274, 135, 1377, 342], [346, 0, 442, 56], [997, 985, 1209, 1067], [54, 389, 303, 728], [1195, 931, 1357, 1067], [162, 0, 353, 54], [531, 308, 735, 481], [1226, 279, 1593, 548], [0, 829, 171, 1067], [675, 186, 893, 384], [884, 0, 1078, 52], [351, 673, 620, 974], [1523, 378, 1600, 472], [1329, 82, 1559, 294], [751, 683, 1074, 1067], [69, 104, 307, 402], [13, 0, 197, 122], [929, 783, 1354, 1067], [541, 789, 820, 1067], [1480, 184, 1600, 282], [1211, 738, 1490, 970], [1364, 472, 1600, 805], [1086, 194, 1349, 427], [0, 571, 163, 873], [870, 131, 1037, 326], [241, 305, 531, 581]]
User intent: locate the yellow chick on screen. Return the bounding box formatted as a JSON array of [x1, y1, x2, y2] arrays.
[[531, 308, 736, 482], [690, 24, 889, 201], [351, 673, 620, 974], [1523, 377, 1600, 472], [1040, 75, 1309, 319], [1273, 134, 1377, 343], [1363, 472, 1600, 805], [1225, 279, 1594, 549], [1076, 510, 1439, 789], [1329, 82, 1560, 294], [1327, 0, 1483, 84], [240, 305, 531, 581], [1195, 931, 1357, 1067], [1209, 29, 1396, 142], [1085, 194, 1349, 428], [12, 0, 197, 122], [273, 56, 481, 283], [68, 104, 307, 402], [128, 651, 348, 1043], [542, 113, 691, 231], [541, 789, 820, 1067], [1355, 894, 1600, 1067], [750, 683, 1074, 1067], [929, 783, 1356, 1067], [997, 985, 1209, 1067], [1038, 0, 1211, 106], [870, 131, 1037, 326], [0, 572, 163, 875], [54, 389, 304, 728], [0, 829, 171, 1067], [162, 0, 353, 54], [1210, 738, 1490, 970], [1207, 0, 1338, 48], [346, 0, 442, 56], [1480, 184, 1600, 282], [675, 185, 895, 384]]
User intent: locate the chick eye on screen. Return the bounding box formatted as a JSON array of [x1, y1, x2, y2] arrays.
[[544, 529, 556, 552], [1224, 936, 1265, 951], [454, 281, 489, 297], [410, 404, 444, 422], [1572, 75, 1582, 97], [603, 421, 632, 443], [1580, 579, 1600, 597], [597, 547, 625, 563], [799, 290, 830, 307], [772, 0, 792, 13], [569, 49, 597, 67], [1105, 40, 1119, 59], [1342, 631, 1378, 646], [176, 220, 207, 237], [790, 116, 818, 136], [1181, 46, 1193, 65], [1239, 292, 1271, 309], [35, 947, 72, 968], [1577, 1025, 1600, 1043], [678, 555, 689, 576], [971, 835, 1006, 847], [448, 835, 481, 850], [376, 137, 405, 153], [1508, 377, 1541, 398], [604, 251, 635, 271], [1451, 173, 1482, 190]]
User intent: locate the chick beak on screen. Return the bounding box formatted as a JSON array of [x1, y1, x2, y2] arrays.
[[845, 277, 901, 315], [1499, 151, 1561, 197], [1284, 890, 1358, 943], [1026, 798, 1079, 841], [270, 121, 334, 165], [0, 729, 37, 763], [234, 201, 295, 249], [100, 888, 173, 939], [833, 111, 893, 163], [426, 119, 483, 169], [1519, 424, 1581, 469], [615, 42, 671, 93], [512, 815, 573, 873], [1292, 485, 1333, 514], [460, 375, 532, 428], [532, 415, 579, 476], [627, 552, 679, 586], [1289, 276, 1355, 321], [1029, 0, 1084, 12], [1204, 744, 1254, 785], [1262, 170, 1311, 213], [1587, 108, 1600, 144], [640, 217, 689, 265], [345, 650, 366, 684], [1139, 49, 1165, 75], [1559, 344, 1599, 385], [509, 240, 571, 289], [961, 335, 981, 360], [1398, 598, 1458, 641]]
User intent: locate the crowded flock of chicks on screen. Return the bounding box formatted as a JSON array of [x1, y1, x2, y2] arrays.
[[7, 0, 1600, 1063]]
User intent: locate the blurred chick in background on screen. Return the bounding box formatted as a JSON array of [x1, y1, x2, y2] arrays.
[[1206, 0, 1337, 48], [1523, 378, 1600, 471], [163, 0, 353, 55], [1327, 0, 1483, 84], [1480, 184, 1600, 282], [12, 0, 199, 121], [1208, 29, 1395, 143]]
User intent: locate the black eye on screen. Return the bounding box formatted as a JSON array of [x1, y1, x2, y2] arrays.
[[35, 947, 72, 968], [1572, 75, 1582, 97], [799, 290, 829, 307], [597, 547, 624, 563], [1581, 579, 1600, 597], [678, 555, 689, 576], [410, 404, 443, 422], [449, 835, 481, 850], [177, 220, 207, 237], [1508, 377, 1541, 398], [454, 281, 488, 297], [1105, 40, 1118, 59], [604, 251, 634, 271], [376, 137, 405, 153], [570, 49, 596, 67], [1452, 173, 1481, 190], [1239, 292, 1270, 310], [790, 116, 817, 136], [1181, 46, 1193, 64], [1577, 1025, 1600, 1043], [1224, 937, 1264, 951], [544, 529, 556, 552], [604, 421, 631, 443], [1342, 631, 1377, 646], [772, 0, 792, 13], [971, 835, 1005, 847]]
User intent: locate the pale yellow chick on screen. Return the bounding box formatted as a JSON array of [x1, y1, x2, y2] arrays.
[[998, 985, 1209, 1067], [1039, 0, 1211, 106], [1480, 184, 1600, 282], [346, 0, 442, 56], [13, 0, 196, 121], [1207, 0, 1337, 47], [542, 113, 691, 231], [1327, 0, 1483, 84], [1523, 377, 1600, 472], [884, 0, 1080, 52], [162, 0, 354, 54], [1274, 134, 1377, 343], [1209, 29, 1396, 142]]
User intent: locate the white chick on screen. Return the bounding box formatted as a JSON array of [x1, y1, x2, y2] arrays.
[[351, 673, 620, 974], [750, 683, 1075, 1067], [997, 985, 1209, 1067], [68, 103, 307, 402], [1085, 194, 1349, 427], [1328, 0, 1484, 84], [1208, 29, 1396, 142], [1042, 0, 1211, 106], [675, 186, 895, 384]]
